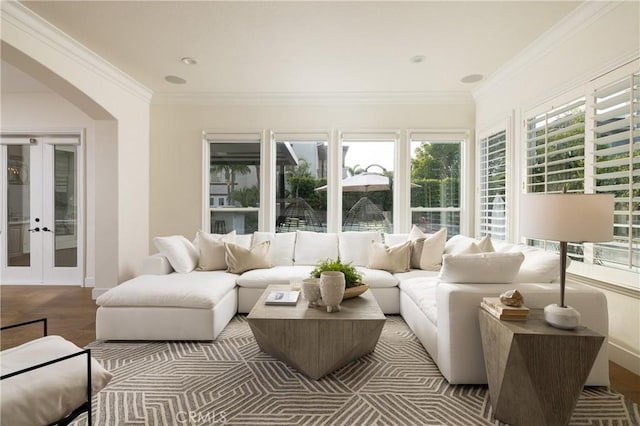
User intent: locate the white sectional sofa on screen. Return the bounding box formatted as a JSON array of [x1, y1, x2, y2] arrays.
[[95, 229, 610, 386]]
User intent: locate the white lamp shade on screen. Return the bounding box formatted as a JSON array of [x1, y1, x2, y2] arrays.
[[520, 193, 614, 242]]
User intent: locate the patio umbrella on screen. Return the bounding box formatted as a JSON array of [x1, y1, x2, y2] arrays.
[[315, 173, 390, 192], [314, 173, 418, 192]]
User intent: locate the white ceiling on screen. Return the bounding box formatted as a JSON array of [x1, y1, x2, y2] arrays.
[[8, 1, 581, 97]]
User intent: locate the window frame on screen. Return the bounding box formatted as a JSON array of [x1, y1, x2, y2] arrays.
[[202, 131, 265, 235], [270, 130, 332, 233], [476, 118, 512, 240], [408, 130, 471, 237], [521, 62, 639, 290]]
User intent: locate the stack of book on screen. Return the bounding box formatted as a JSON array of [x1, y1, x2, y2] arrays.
[[481, 297, 529, 321]]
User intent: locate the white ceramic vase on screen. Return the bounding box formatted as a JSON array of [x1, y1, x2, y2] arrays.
[[301, 278, 321, 308], [319, 271, 345, 313]]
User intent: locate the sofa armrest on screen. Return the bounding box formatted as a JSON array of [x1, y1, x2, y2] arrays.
[[436, 281, 609, 385], [142, 253, 174, 275]]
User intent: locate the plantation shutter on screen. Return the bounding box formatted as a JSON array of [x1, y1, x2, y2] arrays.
[[593, 72, 640, 271], [526, 97, 586, 194], [478, 129, 507, 240]]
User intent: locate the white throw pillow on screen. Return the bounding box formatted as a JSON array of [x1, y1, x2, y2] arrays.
[[477, 235, 495, 252], [153, 235, 198, 273], [294, 231, 339, 265], [253, 232, 296, 266], [383, 233, 409, 246], [339, 232, 382, 266], [225, 241, 272, 274], [196, 230, 236, 271], [512, 245, 568, 283], [367, 240, 411, 273], [419, 228, 447, 271], [439, 252, 525, 283], [408, 225, 429, 269]]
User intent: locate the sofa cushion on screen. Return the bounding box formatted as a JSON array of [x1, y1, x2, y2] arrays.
[[225, 241, 272, 274], [1, 336, 112, 426], [399, 277, 439, 325], [96, 272, 237, 309], [393, 269, 440, 281], [439, 252, 524, 284], [253, 232, 296, 266], [367, 240, 411, 273], [356, 267, 399, 288], [294, 231, 339, 265], [236, 265, 315, 288], [153, 235, 199, 274], [339, 231, 381, 266], [419, 228, 447, 271], [196, 230, 236, 271]]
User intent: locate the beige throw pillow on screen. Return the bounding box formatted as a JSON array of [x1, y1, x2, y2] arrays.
[[225, 241, 272, 274], [367, 240, 411, 273], [197, 230, 236, 271], [408, 225, 427, 269], [419, 228, 447, 271]]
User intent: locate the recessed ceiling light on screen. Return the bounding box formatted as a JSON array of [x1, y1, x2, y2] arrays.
[[165, 75, 187, 84], [410, 55, 426, 64], [181, 57, 198, 65], [461, 74, 484, 84]]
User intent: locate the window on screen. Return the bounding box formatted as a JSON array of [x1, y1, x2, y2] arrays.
[[593, 73, 640, 272], [205, 133, 262, 235], [478, 129, 507, 240], [526, 97, 586, 194], [272, 132, 329, 233], [523, 67, 639, 284], [340, 132, 397, 233], [410, 134, 463, 237]]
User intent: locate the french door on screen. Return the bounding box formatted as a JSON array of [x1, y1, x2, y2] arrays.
[[1, 134, 83, 285]]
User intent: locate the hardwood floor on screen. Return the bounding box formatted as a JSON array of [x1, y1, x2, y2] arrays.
[[1, 285, 638, 405]]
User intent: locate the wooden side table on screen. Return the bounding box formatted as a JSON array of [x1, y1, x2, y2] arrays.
[[478, 309, 604, 426]]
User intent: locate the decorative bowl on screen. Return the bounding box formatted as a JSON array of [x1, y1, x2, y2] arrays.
[[342, 284, 368, 300]]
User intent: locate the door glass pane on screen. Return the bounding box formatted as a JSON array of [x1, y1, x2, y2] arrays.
[[7, 145, 30, 266], [54, 146, 77, 267]]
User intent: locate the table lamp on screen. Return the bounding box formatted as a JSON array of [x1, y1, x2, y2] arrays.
[[520, 192, 613, 329]]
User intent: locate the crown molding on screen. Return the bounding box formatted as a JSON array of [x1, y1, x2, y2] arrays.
[[472, 1, 623, 101], [151, 90, 474, 106], [1, 1, 152, 103]]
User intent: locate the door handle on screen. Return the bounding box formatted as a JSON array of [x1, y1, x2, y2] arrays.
[[42, 227, 53, 232], [28, 227, 40, 232]]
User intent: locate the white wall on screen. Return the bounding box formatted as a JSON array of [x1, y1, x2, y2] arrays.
[[149, 102, 475, 245], [474, 1, 640, 374], [2, 2, 152, 288]]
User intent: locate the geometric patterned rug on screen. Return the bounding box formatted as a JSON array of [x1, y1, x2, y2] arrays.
[[73, 316, 640, 425]]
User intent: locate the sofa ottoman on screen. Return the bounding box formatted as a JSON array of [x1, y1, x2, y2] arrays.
[[96, 272, 237, 340]]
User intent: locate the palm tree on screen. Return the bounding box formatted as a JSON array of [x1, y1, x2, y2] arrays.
[[211, 164, 251, 203]]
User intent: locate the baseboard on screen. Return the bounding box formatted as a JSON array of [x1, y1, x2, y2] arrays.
[[91, 287, 110, 300], [84, 277, 95, 287], [609, 340, 640, 375]]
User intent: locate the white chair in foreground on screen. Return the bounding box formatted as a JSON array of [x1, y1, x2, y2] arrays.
[[1, 318, 112, 426]]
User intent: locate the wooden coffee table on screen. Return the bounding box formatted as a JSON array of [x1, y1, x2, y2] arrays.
[[247, 284, 386, 379]]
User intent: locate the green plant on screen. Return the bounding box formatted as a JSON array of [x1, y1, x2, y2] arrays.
[[310, 258, 363, 288]]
